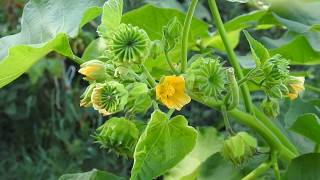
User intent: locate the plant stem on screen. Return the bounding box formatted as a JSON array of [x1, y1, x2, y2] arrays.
[[238, 68, 257, 86], [141, 64, 157, 88], [254, 107, 299, 155], [72, 55, 85, 65], [181, 0, 198, 73], [164, 50, 179, 75], [221, 105, 234, 135], [208, 0, 254, 114]]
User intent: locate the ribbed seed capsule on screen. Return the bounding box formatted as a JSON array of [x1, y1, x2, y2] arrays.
[[108, 24, 150, 64], [94, 117, 139, 157], [187, 57, 226, 99], [91, 81, 128, 116]]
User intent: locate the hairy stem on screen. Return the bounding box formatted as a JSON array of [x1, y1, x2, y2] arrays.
[[164, 50, 179, 75], [141, 64, 157, 88], [72, 55, 85, 65], [181, 0, 198, 73], [208, 0, 254, 114]]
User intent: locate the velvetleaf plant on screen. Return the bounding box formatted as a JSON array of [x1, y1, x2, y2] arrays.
[[1, 0, 320, 179]]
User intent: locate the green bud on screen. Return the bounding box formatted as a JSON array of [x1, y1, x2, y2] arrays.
[[162, 17, 182, 52], [187, 57, 226, 99], [149, 40, 163, 59], [91, 81, 128, 116], [260, 98, 280, 118], [94, 117, 139, 157], [108, 24, 151, 64], [78, 60, 107, 82], [221, 132, 257, 166], [126, 82, 152, 113], [80, 83, 96, 107]]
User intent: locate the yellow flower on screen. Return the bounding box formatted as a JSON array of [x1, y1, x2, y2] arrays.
[[78, 60, 106, 81], [156, 76, 191, 110], [287, 76, 305, 100]]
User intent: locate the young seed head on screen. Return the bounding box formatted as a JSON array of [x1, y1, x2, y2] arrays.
[[91, 81, 128, 116], [108, 24, 151, 64]]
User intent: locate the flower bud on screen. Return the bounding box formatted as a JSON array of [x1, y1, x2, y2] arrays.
[[149, 40, 163, 59], [94, 117, 139, 156], [108, 24, 151, 64], [162, 17, 182, 51], [260, 98, 280, 118], [220, 132, 257, 166], [286, 76, 305, 100], [80, 83, 96, 107], [78, 60, 107, 82], [91, 81, 128, 116], [187, 57, 226, 99]]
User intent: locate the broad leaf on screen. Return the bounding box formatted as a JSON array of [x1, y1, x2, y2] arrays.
[[198, 154, 242, 180], [97, 0, 123, 37], [164, 127, 224, 180], [131, 110, 197, 180], [290, 113, 320, 144], [82, 38, 108, 61], [243, 30, 270, 65], [58, 169, 125, 180], [0, 0, 104, 88], [285, 153, 320, 180], [284, 98, 320, 128]]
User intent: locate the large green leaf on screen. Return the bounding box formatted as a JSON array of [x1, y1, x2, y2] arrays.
[[58, 169, 125, 180], [0, 0, 103, 88], [121, 5, 208, 41], [164, 127, 224, 180], [131, 110, 197, 180], [290, 113, 320, 144], [97, 0, 123, 37], [284, 98, 320, 128], [262, 0, 320, 64], [285, 153, 320, 180], [198, 154, 242, 180]]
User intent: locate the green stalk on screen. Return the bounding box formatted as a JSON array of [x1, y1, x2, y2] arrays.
[[208, 0, 254, 114], [181, 0, 198, 73], [254, 107, 299, 155], [72, 55, 85, 65], [314, 144, 320, 153], [141, 64, 157, 88], [164, 50, 179, 75]]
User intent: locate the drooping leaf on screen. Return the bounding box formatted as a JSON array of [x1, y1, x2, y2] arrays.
[[58, 169, 125, 180], [164, 127, 224, 180], [243, 30, 270, 65], [97, 0, 123, 37], [285, 153, 320, 180], [0, 0, 104, 88], [290, 113, 320, 144], [131, 110, 197, 180]]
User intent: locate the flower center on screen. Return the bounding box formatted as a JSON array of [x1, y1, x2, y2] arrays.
[[164, 85, 175, 97]]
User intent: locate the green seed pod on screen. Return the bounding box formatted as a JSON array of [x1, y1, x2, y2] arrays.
[[221, 132, 257, 166], [91, 81, 128, 116], [187, 57, 226, 99], [80, 83, 96, 107], [94, 117, 139, 156], [260, 98, 280, 118], [108, 24, 151, 64]]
